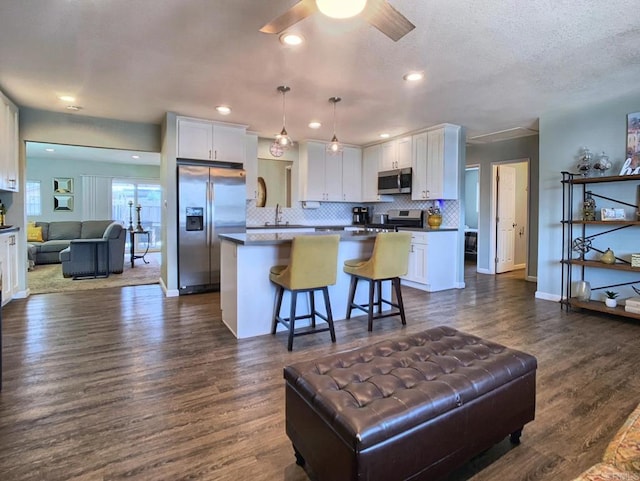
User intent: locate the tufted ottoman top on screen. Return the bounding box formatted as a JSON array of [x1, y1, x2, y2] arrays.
[[284, 326, 537, 449]]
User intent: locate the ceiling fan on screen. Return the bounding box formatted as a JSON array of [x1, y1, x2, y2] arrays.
[[259, 0, 415, 42]]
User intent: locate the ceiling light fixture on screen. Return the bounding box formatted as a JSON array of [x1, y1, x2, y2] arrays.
[[132, 155, 140, 159], [308, 121, 321, 129], [58, 95, 75, 102], [274, 86, 293, 151], [280, 33, 304, 45], [316, 0, 367, 19], [216, 105, 231, 115], [66, 105, 82, 111], [45, 148, 55, 152], [379, 133, 390, 139], [327, 96, 343, 155], [403, 71, 424, 82]]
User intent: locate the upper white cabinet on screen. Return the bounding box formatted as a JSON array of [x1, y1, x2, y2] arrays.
[[244, 133, 258, 201], [362, 145, 393, 202], [297, 141, 361, 202], [0, 92, 19, 192], [379, 136, 412, 171], [177, 117, 246, 163], [412, 124, 460, 200], [341, 147, 362, 202]]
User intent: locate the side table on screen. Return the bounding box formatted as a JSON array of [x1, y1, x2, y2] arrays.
[[130, 230, 150, 268]]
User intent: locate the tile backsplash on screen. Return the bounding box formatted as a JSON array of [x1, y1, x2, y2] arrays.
[[247, 195, 459, 227]]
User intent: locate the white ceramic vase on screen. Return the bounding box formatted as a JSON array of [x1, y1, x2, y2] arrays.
[[605, 298, 617, 308]]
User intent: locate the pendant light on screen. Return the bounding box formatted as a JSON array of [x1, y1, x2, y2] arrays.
[[327, 96, 343, 155], [316, 0, 367, 19], [274, 85, 293, 151]]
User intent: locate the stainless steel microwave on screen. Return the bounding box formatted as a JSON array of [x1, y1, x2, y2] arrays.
[[377, 168, 412, 194]]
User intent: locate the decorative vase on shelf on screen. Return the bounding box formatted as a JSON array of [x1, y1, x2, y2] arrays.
[[427, 214, 442, 229], [605, 298, 617, 308], [577, 147, 594, 177], [601, 248, 616, 264], [574, 280, 591, 301]]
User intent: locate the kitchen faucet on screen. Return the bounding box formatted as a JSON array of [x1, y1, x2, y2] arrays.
[[275, 203, 282, 226]]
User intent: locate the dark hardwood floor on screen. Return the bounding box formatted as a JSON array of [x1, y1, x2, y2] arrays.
[[1, 265, 639, 480]]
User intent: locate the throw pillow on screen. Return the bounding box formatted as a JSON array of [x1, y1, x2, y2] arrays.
[[27, 225, 43, 242]]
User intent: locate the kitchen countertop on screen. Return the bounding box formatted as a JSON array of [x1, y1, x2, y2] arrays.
[[247, 224, 349, 230], [397, 226, 459, 232], [220, 230, 378, 246]]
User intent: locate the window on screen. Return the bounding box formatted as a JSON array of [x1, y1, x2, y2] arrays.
[[26, 180, 42, 216], [112, 180, 162, 250]]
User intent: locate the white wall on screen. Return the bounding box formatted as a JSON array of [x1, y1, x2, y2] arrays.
[[536, 91, 640, 301], [27, 157, 159, 222]]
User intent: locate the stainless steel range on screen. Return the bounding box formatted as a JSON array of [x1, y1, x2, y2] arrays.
[[364, 209, 424, 231]]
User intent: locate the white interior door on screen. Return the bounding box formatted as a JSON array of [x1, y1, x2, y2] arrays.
[[496, 165, 516, 273]]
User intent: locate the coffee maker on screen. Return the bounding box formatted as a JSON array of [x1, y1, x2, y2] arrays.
[[352, 206, 370, 225]]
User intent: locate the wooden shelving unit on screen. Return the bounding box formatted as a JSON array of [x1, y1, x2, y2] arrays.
[[561, 171, 640, 319]]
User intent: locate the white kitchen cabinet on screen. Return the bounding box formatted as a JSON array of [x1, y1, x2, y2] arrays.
[[341, 147, 362, 202], [0, 92, 19, 192], [401, 230, 457, 292], [362, 145, 392, 202], [412, 124, 460, 200], [177, 117, 246, 163], [298, 141, 359, 202], [427, 124, 460, 200], [379, 137, 412, 171], [244, 133, 258, 201], [0, 231, 18, 305], [411, 132, 428, 200]]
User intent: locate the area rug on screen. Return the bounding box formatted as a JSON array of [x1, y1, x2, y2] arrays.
[[28, 252, 161, 294]]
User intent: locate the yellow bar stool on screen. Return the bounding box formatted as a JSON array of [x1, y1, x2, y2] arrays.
[[343, 231, 412, 331], [270, 234, 340, 351]]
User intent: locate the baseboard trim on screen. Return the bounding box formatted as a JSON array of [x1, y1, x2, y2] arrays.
[[477, 268, 492, 275], [535, 291, 561, 302], [160, 278, 179, 297], [526, 275, 537, 283]]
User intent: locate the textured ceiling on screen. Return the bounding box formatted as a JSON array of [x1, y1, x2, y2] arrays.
[[1, 0, 640, 148]]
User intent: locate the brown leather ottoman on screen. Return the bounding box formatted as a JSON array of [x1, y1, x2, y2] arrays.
[[284, 326, 537, 481]]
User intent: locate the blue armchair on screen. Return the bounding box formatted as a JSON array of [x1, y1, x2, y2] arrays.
[[60, 222, 126, 278]]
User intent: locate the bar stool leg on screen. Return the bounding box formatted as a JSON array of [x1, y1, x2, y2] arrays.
[[367, 279, 376, 332], [375, 280, 383, 313], [309, 291, 316, 328], [393, 277, 407, 325], [322, 287, 336, 343], [346, 276, 358, 319], [288, 291, 298, 351], [272, 285, 284, 335]]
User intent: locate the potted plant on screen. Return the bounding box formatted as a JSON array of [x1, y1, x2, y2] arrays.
[[427, 205, 442, 229], [604, 290, 619, 308]]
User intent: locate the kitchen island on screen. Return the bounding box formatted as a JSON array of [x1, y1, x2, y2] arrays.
[[219, 231, 390, 339]]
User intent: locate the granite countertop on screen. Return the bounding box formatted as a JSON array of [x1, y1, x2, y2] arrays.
[[247, 224, 349, 230], [0, 226, 20, 234], [397, 226, 459, 232], [220, 230, 378, 246]]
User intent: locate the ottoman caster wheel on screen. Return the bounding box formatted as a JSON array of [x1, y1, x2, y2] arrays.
[[293, 447, 306, 467], [510, 428, 523, 445]]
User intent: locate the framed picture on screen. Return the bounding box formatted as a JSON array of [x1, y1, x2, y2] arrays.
[[621, 112, 640, 175], [54, 194, 74, 211], [601, 207, 625, 221], [53, 177, 73, 193]]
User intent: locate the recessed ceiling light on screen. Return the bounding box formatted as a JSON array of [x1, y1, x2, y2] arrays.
[[308, 121, 322, 129], [403, 72, 424, 82], [379, 133, 390, 138], [45, 148, 55, 152], [216, 105, 231, 115], [132, 155, 140, 159], [66, 105, 82, 111], [280, 33, 304, 46], [58, 95, 75, 102], [316, 0, 366, 19]]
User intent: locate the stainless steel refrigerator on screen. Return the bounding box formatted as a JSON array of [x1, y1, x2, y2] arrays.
[[177, 162, 246, 294]]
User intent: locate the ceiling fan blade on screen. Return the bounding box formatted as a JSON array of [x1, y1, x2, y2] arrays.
[[363, 0, 415, 42], [259, 0, 318, 34]]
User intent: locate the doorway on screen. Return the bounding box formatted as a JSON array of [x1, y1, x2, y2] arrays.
[[489, 159, 529, 276], [464, 166, 479, 274]]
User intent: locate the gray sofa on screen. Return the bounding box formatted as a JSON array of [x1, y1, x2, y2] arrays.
[[28, 220, 118, 264], [59, 222, 126, 278]]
